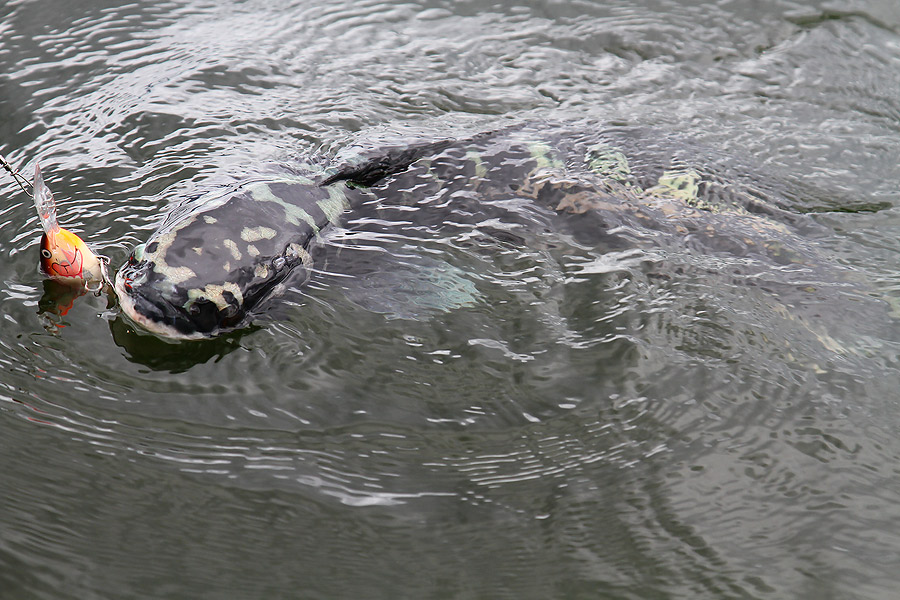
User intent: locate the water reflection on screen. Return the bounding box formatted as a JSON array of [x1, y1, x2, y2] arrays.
[[37, 278, 89, 326], [108, 315, 245, 372]]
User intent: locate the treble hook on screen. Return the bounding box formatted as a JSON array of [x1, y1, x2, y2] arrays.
[[85, 253, 114, 294]]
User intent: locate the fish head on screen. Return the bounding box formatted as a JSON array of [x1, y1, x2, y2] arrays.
[[114, 179, 335, 339], [113, 222, 310, 339], [114, 239, 250, 339]]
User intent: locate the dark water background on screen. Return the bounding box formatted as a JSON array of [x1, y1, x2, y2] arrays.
[[2, 0, 900, 598]]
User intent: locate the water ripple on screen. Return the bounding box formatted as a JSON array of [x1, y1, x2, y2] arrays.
[[2, 0, 900, 597]]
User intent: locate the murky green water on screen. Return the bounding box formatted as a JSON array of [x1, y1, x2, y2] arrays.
[[2, 0, 900, 598]]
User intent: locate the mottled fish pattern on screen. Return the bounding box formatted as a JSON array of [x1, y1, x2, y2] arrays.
[[115, 175, 355, 337], [114, 125, 812, 339]]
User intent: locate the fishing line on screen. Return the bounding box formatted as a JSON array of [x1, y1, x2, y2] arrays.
[[0, 152, 33, 196]]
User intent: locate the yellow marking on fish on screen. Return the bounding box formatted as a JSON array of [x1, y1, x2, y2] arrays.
[[527, 141, 563, 170], [241, 226, 277, 242], [193, 247, 203, 255], [185, 282, 244, 312], [148, 229, 197, 284], [249, 183, 320, 233], [647, 169, 702, 203], [254, 264, 268, 279], [223, 239, 242, 261], [247, 244, 260, 257], [159, 265, 197, 285], [285, 242, 313, 267], [203, 215, 217, 224], [322, 186, 350, 225], [148, 230, 178, 258], [585, 143, 632, 183], [465, 151, 488, 179]]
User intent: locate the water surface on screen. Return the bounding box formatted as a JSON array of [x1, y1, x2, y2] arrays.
[[2, 0, 900, 598]]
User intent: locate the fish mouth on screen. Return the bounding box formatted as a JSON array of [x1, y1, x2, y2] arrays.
[[114, 275, 208, 340], [114, 258, 252, 339], [113, 255, 283, 340], [114, 252, 247, 340]]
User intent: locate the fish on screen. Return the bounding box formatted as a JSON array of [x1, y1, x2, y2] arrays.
[[114, 176, 358, 339], [111, 125, 852, 341], [113, 140, 454, 339]]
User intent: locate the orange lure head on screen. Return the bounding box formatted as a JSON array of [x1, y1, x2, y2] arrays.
[[39, 227, 102, 282], [33, 162, 102, 284]]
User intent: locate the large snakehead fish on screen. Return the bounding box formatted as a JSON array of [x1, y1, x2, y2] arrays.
[[111, 124, 812, 339]]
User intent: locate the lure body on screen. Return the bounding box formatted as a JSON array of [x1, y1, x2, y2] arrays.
[[40, 228, 101, 280], [33, 163, 102, 284]]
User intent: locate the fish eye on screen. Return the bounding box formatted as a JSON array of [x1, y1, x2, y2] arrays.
[[40, 248, 52, 259]]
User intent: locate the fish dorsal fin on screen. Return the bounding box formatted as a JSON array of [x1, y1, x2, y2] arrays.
[[319, 139, 456, 188]]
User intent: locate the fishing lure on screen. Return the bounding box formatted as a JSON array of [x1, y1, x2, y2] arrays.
[[2, 153, 110, 288], [31, 162, 105, 285]]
